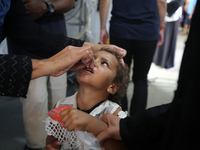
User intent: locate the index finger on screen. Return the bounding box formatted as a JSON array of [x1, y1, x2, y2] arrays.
[[112, 45, 127, 59], [103, 45, 127, 59], [101, 45, 127, 67], [59, 107, 73, 116]]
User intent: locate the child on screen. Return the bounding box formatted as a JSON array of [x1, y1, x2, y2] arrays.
[[44, 49, 129, 150]]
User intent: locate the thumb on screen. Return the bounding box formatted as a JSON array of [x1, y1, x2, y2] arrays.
[[97, 113, 113, 145]]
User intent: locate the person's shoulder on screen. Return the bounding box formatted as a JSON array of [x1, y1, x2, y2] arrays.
[[104, 100, 121, 113], [104, 100, 128, 118]]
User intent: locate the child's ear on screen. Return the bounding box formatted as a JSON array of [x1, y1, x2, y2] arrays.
[[107, 83, 119, 95]]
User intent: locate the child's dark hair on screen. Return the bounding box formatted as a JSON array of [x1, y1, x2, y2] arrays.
[[100, 48, 129, 106]]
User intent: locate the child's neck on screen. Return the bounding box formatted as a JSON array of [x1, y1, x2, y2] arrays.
[[76, 86, 109, 111]]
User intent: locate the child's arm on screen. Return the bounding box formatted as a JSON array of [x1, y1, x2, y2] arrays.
[[60, 107, 108, 136], [60, 107, 128, 150], [45, 136, 61, 150], [102, 107, 128, 150]]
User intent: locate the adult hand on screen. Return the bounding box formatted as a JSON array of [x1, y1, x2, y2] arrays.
[[44, 141, 61, 150], [100, 29, 109, 44], [32, 46, 93, 79], [97, 113, 122, 145], [83, 42, 127, 67], [157, 29, 164, 46], [23, 0, 46, 20], [48, 45, 94, 76]]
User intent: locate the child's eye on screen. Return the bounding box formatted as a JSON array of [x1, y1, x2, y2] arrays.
[[102, 62, 108, 67]]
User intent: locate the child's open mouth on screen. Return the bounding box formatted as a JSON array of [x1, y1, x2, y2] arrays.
[[84, 67, 94, 74]]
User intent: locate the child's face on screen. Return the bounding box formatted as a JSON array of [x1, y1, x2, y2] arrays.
[[77, 50, 118, 90]]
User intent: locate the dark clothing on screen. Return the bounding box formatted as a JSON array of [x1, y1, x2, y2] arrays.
[[110, 36, 157, 113], [36, 13, 67, 36], [0, 55, 32, 98], [184, 13, 192, 25], [110, 0, 160, 41], [120, 104, 170, 149], [153, 20, 180, 69], [0, 0, 11, 41], [4, 0, 84, 59], [120, 0, 200, 149], [167, 0, 184, 17], [7, 5, 67, 59], [0, 0, 85, 97], [109, 0, 160, 114]]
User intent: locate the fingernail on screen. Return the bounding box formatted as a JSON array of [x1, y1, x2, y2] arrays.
[[120, 51, 125, 55]]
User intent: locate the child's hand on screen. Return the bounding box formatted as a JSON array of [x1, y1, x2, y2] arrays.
[[44, 141, 61, 150], [60, 108, 91, 131]]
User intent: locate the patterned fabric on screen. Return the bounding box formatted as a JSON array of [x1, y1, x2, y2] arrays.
[[62, 37, 85, 48], [0, 54, 32, 98], [45, 117, 78, 150]]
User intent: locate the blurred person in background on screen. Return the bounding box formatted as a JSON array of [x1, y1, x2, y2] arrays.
[[99, 0, 166, 116], [182, 0, 197, 35], [153, 0, 184, 69]]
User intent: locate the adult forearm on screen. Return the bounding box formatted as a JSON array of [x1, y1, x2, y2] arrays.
[[31, 59, 49, 79], [99, 0, 111, 30], [157, 0, 167, 26], [52, 0, 75, 13], [190, 5, 196, 17]]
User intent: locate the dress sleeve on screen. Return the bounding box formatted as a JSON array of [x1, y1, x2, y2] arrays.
[[120, 103, 170, 149], [4, 0, 85, 59], [0, 54, 32, 98]]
